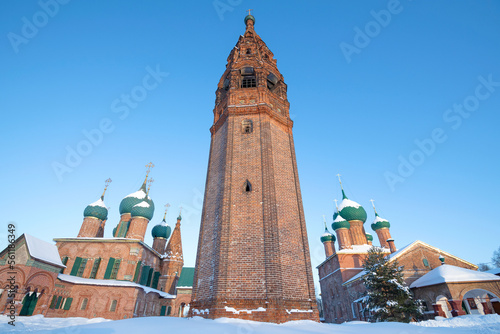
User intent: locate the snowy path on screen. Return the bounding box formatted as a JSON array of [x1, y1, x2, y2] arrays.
[[1, 314, 499, 334]]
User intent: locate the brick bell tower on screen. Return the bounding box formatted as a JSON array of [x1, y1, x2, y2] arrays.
[[189, 13, 319, 323]]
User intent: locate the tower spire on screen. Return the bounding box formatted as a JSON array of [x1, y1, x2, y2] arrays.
[[101, 178, 112, 200], [337, 174, 347, 199]]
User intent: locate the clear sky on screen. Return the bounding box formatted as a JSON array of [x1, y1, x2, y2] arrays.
[[1, 1, 499, 292]]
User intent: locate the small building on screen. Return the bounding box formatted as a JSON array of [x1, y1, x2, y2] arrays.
[[410, 264, 500, 317]]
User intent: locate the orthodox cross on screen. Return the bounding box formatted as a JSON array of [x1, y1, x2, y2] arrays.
[[333, 199, 338, 211], [322, 215, 327, 229], [247, 9, 253, 15], [370, 199, 377, 214], [336, 173, 343, 189]]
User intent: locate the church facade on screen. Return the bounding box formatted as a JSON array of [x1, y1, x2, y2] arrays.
[[0, 171, 193, 320], [317, 181, 499, 323], [189, 14, 319, 323]]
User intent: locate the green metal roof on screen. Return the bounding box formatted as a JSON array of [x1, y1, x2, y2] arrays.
[[177, 267, 194, 288]]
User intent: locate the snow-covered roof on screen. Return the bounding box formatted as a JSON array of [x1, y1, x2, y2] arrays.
[[87, 198, 106, 208], [333, 214, 346, 223], [387, 240, 477, 268], [57, 274, 175, 298], [485, 268, 500, 275], [337, 244, 389, 254], [338, 198, 361, 210], [373, 215, 389, 223], [410, 265, 500, 288], [134, 201, 150, 208], [124, 190, 147, 199], [24, 234, 65, 268]]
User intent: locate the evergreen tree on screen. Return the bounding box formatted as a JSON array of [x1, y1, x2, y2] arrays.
[[362, 247, 424, 323]]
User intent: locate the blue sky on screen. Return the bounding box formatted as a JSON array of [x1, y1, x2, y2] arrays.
[[1, 0, 499, 290]]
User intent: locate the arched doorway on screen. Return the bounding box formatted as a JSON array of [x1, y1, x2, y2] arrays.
[[436, 295, 452, 318], [463, 289, 499, 315]]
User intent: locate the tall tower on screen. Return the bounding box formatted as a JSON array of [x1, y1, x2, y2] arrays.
[[190, 14, 319, 323]]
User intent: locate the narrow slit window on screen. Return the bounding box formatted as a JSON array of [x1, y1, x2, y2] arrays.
[[244, 180, 252, 192], [81, 298, 88, 310]]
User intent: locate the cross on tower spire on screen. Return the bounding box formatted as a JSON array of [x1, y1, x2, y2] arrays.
[[247, 9, 253, 15], [334, 199, 338, 211], [336, 174, 347, 199], [322, 215, 327, 229], [370, 199, 378, 215]]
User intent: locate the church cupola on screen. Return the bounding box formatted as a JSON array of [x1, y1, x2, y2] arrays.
[[366, 233, 373, 246], [320, 216, 336, 258], [152, 204, 172, 254], [78, 178, 111, 238], [126, 165, 155, 242], [370, 200, 394, 250], [337, 175, 368, 245], [332, 211, 352, 250], [114, 163, 154, 238]]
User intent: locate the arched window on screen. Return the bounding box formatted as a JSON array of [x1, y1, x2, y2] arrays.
[[80, 298, 88, 310], [166, 305, 172, 316], [244, 180, 252, 192], [242, 119, 253, 133], [110, 300, 117, 312]]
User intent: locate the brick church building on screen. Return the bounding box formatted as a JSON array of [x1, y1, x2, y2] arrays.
[[317, 179, 500, 323], [189, 14, 319, 323], [0, 171, 193, 320]]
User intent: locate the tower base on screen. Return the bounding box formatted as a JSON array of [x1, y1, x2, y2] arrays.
[[189, 298, 320, 323]]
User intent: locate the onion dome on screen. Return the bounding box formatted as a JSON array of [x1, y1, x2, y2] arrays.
[[365, 233, 373, 242], [84, 197, 108, 221], [131, 200, 154, 221], [338, 190, 367, 223], [371, 213, 391, 231], [152, 220, 171, 239], [332, 214, 350, 230], [320, 228, 336, 243], [119, 178, 155, 215], [244, 14, 255, 26]]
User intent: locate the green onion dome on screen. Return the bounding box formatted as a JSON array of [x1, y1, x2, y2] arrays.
[[332, 214, 350, 230], [365, 233, 373, 242], [244, 14, 255, 25], [83, 197, 108, 221], [371, 213, 391, 231], [320, 228, 336, 243], [152, 220, 171, 239], [131, 200, 154, 221], [338, 191, 367, 223]]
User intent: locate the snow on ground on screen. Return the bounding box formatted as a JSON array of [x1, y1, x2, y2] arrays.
[[1, 314, 499, 334]]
